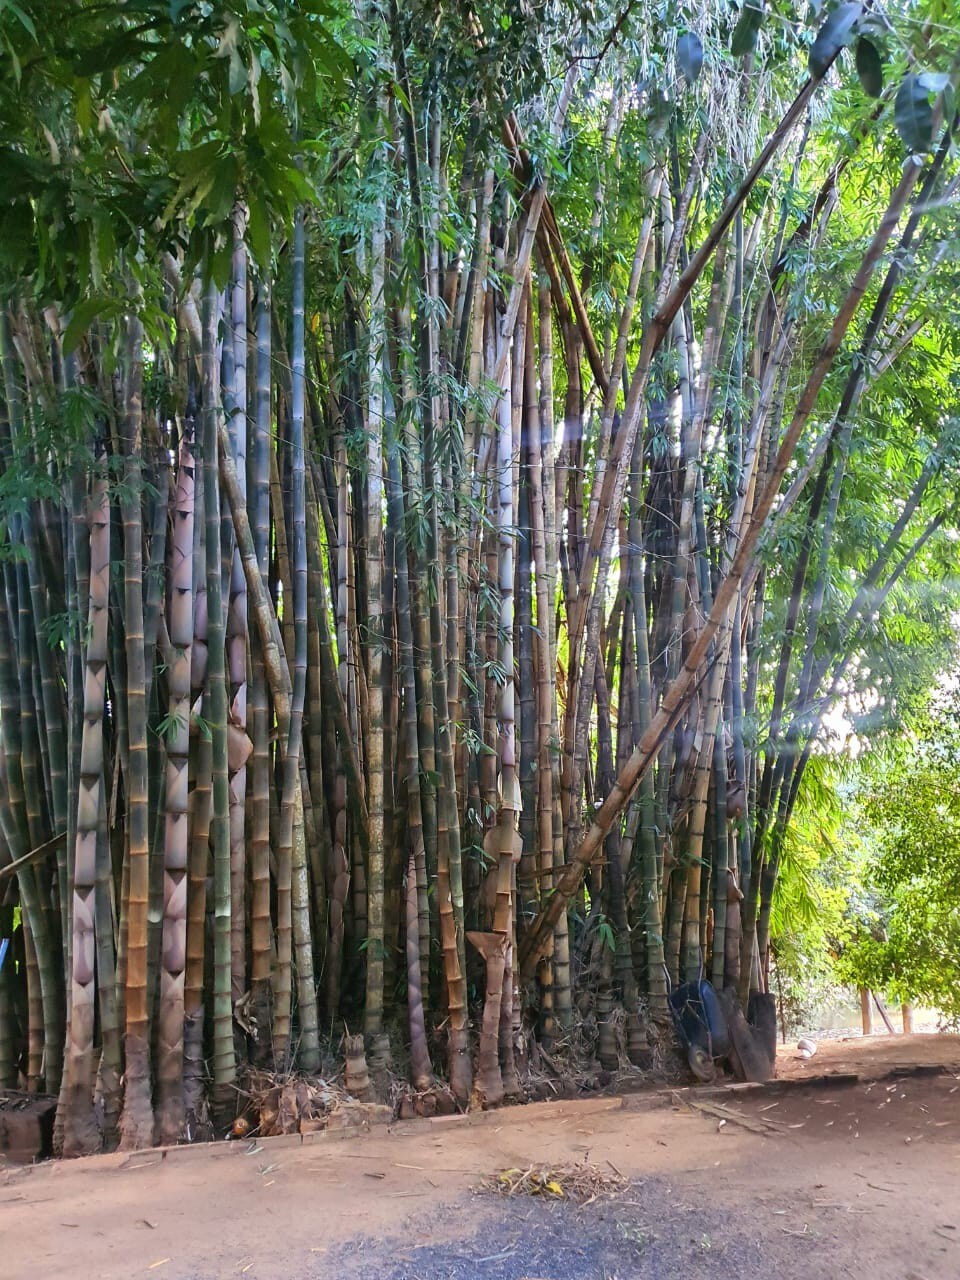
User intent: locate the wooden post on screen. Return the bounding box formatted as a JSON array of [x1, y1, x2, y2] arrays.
[[860, 987, 874, 1036]]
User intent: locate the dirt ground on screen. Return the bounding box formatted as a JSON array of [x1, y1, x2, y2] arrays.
[[2, 1034, 959, 1280], [776, 1028, 960, 1080]]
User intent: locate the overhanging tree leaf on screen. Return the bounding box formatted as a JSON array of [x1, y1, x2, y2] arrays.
[[895, 73, 937, 154], [676, 32, 704, 86], [855, 37, 883, 98], [731, 0, 764, 58], [809, 2, 861, 80]]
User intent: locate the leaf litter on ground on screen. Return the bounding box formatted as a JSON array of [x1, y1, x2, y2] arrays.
[[477, 1158, 628, 1207]]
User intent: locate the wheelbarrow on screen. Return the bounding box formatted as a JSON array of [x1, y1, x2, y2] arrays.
[[665, 965, 731, 1082]]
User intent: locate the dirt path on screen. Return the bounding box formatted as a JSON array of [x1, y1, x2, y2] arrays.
[[3, 1037, 959, 1280]]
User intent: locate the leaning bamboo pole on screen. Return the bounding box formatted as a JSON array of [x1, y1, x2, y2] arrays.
[[202, 283, 236, 1119]]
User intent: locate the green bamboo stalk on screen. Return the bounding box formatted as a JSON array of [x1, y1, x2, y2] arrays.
[[118, 311, 154, 1150], [202, 282, 236, 1121], [62, 455, 109, 1156], [285, 209, 319, 1071]]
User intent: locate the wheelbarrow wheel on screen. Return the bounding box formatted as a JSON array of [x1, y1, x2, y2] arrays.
[[687, 1043, 715, 1082]]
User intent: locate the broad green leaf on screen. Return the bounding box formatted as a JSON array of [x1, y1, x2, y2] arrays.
[[855, 37, 883, 98], [809, 2, 861, 80], [74, 79, 93, 133], [676, 32, 704, 86], [202, 158, 240, 227], [246, 199, 271, 268], [73, 31, 151, 77], [63, 297, 122, 355], [282, 165, 316, 203], [215, 17, 247, 94], [731, 1, 764, 59]]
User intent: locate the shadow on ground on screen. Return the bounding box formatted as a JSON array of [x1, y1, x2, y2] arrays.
[[328, 1175, 835, 1280]]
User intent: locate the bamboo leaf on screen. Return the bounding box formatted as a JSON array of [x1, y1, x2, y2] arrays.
[[215, 16, 247, 94], [2, 0, 36, 38], [63, 297, 122, 354]]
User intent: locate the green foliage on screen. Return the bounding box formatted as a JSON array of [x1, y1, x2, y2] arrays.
[[770, 756, 857, 1025], [0, 0, 349, 305], [834, 693, 960, 1020], [776, 682, 960, 1027]]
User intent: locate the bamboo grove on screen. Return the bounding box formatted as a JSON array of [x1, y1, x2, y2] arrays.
[[1, 0, 959, 1152]]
